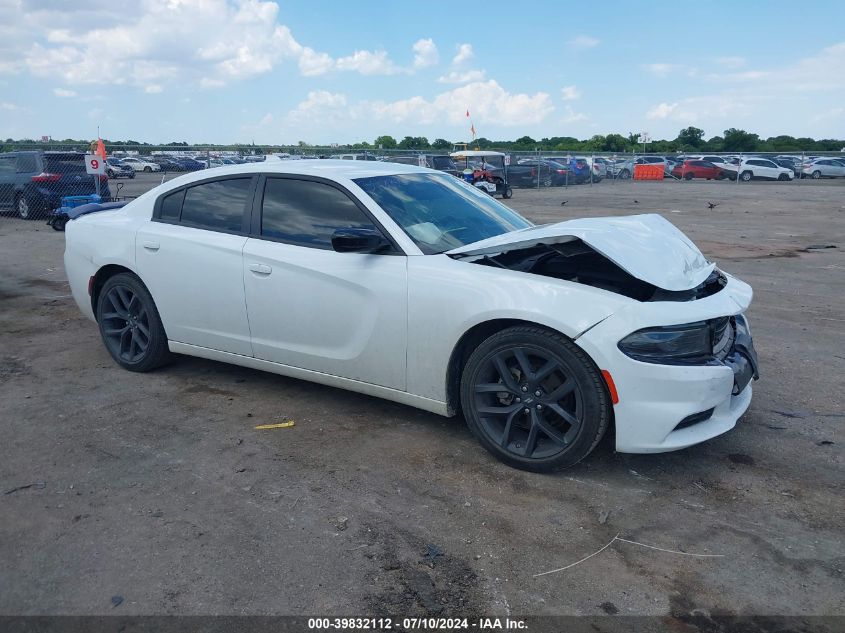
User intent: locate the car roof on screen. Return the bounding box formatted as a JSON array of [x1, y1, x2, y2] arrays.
[[165, 159, 427, 186]]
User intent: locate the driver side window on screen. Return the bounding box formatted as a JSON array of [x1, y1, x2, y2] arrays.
[[260, 177, 382, 250]]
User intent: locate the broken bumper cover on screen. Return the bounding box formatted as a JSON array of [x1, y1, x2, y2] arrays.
[[576, 273, 758, 453]]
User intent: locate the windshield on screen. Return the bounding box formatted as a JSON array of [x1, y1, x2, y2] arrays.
[[354, 173, 532, 254]]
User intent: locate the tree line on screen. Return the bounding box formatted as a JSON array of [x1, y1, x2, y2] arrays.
[[3, 128, 843, 154]]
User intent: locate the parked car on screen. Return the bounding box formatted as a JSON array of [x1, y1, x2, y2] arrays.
[[106, 157, 135, 179], [120, 157, 161, 173], [738, 158, 794, 181], [686, 155, 739, 179], [63, 161, 757, 471], [507, 159, 556, 187], [547, 157, 590, 184], [584, 157, 606, 182], [607, 158, 633, 179], [149, 156, 182, 171], [330, 154, 379, 161], [671, 160, 728, 181], [770, 157, 801, 177], [801, 158, 845, 179], [0, 151, 110, 219], [173, 158, 205, 172]]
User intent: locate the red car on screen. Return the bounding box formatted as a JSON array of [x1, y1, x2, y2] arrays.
[[671, 159, 728, 180]]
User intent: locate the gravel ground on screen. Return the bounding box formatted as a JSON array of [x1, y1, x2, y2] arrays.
[[0, 174, 843, 622]]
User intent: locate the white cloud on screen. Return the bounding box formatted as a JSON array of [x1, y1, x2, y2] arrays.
[[286, 91, 348, 125], [53, 88, 77, 97], [412, 38, 438, 68], [568, 35, 599, 49], [452, 43, 474, 65], [336, 50, 401, 75], [0, 0, 431, 90], [642, 63, 682, 78], [361, 80, 553, 127], [438, 70, 486, 84], [259, 113, 274, 126], [144, 85, 163, 94], [561, 85, 581, 101], [281, 80, 553, 134], [562, 105, 586, 123], [1, 101, 17, 110], [298, 47, 334, 76], [646, 102, 679, 119]]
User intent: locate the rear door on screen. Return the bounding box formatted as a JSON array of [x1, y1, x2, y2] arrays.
[[242, 175, 408, 390], [135, 175, 257, 356]]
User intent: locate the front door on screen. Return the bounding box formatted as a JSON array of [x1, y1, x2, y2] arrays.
[[242, 176, 408, 390]]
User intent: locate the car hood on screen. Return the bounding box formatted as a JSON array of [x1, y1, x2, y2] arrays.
[[446, 213, 715, 291]]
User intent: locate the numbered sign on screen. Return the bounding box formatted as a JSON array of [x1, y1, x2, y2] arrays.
[[85, 154, 106, 175]]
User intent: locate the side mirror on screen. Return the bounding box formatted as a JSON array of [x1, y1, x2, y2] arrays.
[[331, 227, 390, 254]]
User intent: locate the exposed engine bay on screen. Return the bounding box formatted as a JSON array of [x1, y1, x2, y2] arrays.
[[458, 239, 726, 302]]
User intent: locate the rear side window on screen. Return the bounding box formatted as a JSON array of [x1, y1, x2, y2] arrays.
[[16, 154, 38, 173], [0, 155, 14, 174], [44, 154, 86, 173], [179, 178, 251, 232], [260, 178, 376, 249], [159, 189, 185, 221]]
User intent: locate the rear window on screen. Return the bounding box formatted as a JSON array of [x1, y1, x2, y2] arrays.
[[44, 153, 86, 173]]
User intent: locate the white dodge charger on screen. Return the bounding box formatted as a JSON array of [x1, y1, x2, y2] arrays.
[[64, 161, 759, 471]]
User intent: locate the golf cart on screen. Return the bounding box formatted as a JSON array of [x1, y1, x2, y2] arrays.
[[450, 150, 513, 199]]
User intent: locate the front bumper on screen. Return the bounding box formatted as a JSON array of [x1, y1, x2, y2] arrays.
[[576, 273, 758, 453]]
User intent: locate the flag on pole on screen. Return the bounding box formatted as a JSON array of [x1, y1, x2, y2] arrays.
[[470, 124, 476, 139], [466, 109, 470, 118], [96, 138, 107, 159]]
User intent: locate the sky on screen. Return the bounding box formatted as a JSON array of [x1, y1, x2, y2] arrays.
[[1, 0, 844, 145]]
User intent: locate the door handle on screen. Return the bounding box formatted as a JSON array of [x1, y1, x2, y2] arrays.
[[249, 263, 272, 275], [142, 241, 160, 251]]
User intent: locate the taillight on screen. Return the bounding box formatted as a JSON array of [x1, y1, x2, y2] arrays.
[[557, 169, 566, 174], [31, 172, 61, 183]]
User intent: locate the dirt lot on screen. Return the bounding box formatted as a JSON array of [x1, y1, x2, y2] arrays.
[[1, 175, 843, 622]]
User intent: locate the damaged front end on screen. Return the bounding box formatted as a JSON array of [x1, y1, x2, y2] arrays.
[[455, 238, 727, 302]]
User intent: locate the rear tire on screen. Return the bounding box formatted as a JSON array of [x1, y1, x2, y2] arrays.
[[96, 273, 171, 372], [15, 195, 32, 220], [619, 169, 630, 179], [740, 171, 753, 182], [460, 326, 611, 472], [811, 170, 821, 180], [684, 172, 694, 181], [144, 166, 152, 173], [502, 186, 513, 199]]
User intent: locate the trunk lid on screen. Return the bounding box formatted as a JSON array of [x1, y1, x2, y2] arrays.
[[446, 213, 715, 291]]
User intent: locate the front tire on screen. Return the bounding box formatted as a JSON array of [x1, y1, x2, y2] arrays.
[[460, 326, 611, 472], [144, 166, 152, 173], [96, 273, 171, 372], [501, 186, 513, 199]]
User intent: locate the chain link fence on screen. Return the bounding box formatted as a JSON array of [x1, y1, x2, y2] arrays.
[[2, 142, 844, 222]]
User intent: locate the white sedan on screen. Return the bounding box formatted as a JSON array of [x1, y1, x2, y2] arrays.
[[63, 161, 759, 471], [119, 157, 161, 173]]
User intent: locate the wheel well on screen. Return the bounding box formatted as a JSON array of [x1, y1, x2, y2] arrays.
[[90, 264, 135, 313], [446, 319, 561, 416]]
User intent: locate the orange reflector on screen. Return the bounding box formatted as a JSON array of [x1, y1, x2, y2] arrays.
[[601, 370, 619, 404]]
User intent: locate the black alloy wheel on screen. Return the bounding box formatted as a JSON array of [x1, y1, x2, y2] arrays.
[[96, 273, 170, 372], [460, 326, 611, 471]]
